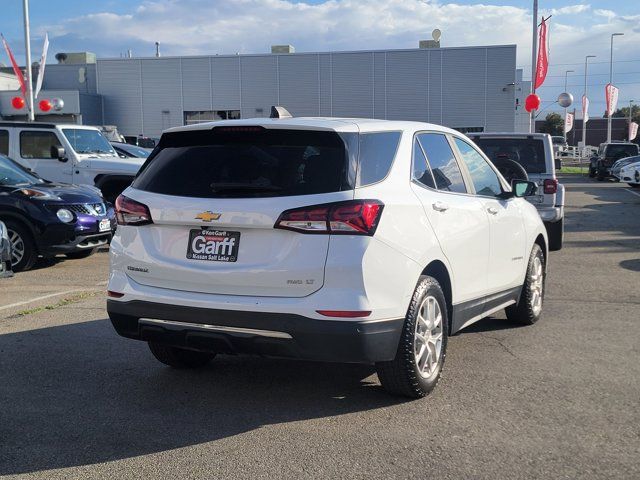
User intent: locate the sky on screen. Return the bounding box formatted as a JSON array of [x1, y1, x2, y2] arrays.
[[1, 0, 638, 117]]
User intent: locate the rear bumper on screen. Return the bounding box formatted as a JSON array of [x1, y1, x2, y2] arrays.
[[107, 299, 404, 364], [537, 205, 563, 223]]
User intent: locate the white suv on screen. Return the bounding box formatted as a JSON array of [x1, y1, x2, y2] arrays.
[[107, 115, 548, 398]]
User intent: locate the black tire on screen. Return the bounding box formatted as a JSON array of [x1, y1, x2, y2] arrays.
[[506, 244, 545, 325], [547, 219, 563, 252], [597, 165, 606, 181], [491, 158, 529, 184], [148, 342, 215, 369], [376, 276, 449, 399], [588, 166, 596, 178], [629, 183, 640, 189], [65, 248, 97, 260], [4, 220, 37, 272]]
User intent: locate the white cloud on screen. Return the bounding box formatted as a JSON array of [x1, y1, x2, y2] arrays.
[[544, 4, 591, 16]]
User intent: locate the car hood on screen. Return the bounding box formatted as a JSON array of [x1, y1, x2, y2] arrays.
[[2, 181, 105, 204], [81, 156, 145, 175]]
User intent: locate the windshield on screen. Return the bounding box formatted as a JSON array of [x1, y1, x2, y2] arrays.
[[117, 144, 150, 158], [473, 137, 547, 174], [604, 144, 639, 159], [0, 155, 42, 186], [133, 128, 355, 198], [63, 129, 116, 155]]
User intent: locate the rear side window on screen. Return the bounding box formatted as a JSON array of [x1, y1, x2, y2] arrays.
[[417, 133, 467, 193], [133, 128, 355, 198], [356, 132, 401, 186], [0, 130, 8, 156], [19, 131, 62, 159], [412, 138, 435, 188], [473, 137, 546, 174]]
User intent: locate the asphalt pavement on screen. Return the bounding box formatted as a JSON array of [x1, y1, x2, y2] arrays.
[[0, 175, 638, 479]]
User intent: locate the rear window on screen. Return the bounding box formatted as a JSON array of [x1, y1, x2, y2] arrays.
[[604, 144, 639, 159], [133, 128, 356, 198], [473, 137, 547, 174]]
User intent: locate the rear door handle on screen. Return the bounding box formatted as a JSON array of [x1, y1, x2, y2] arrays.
[[432, 201, 449, 212], [487, 206, 499, 215]]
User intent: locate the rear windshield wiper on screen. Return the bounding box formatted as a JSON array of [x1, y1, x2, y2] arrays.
[[210, 182, 282, 193]]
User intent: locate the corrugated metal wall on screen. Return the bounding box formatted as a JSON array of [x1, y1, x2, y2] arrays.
[[45, 45, 516, 137]]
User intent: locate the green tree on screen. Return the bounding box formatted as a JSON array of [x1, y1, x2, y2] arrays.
[[538, 112, 564, 136], [612, 105, 640, 124]]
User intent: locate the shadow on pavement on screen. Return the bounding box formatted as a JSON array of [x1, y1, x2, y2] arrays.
[[619, 258, 640, 272], [0, 318, 401, 475]]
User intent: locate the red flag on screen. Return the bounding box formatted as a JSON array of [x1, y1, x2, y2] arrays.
[[1, 34, 27, 98], [534, 18, 549, 90]]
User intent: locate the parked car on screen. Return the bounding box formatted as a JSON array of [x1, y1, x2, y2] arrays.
[[471, 132, 564, 251], [619, 159, 640, 188], [111, 142, 152, 159], [124, 135, 156, 149], [107, 113, 548, 399], [0, 220, 13, 278], [0, 154, 116, 271], [610, 155, 640, 181], [0, 122, 145, 202], [589, 142, 640, 180]]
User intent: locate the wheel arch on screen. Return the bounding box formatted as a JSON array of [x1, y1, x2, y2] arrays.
[[421, 260, 453, 332], [534, 233, 548, 265], [0, 211, 38, 246]]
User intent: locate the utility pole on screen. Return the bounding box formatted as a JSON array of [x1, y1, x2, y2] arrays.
[[607, 33, 624, 143], [529, 0, 538, 133], [563, 70, 574, 141], [582, 55, 595, 154], [22, 0, 35, 121]]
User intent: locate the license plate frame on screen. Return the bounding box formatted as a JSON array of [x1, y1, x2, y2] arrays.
[[99, 218, 111, 232], [186, 228, 241, 263]]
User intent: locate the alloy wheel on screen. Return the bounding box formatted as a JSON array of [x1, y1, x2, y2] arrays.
[[530, 255, 544, 315], [8, 229, 24, 266], [414, 295, 444, 378]]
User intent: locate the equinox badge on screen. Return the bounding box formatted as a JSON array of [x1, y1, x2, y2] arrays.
[[195, 211, 222, 222]]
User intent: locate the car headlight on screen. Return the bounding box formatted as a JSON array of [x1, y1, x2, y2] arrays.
[[56, 208, 74, 223], [17, 188, 61, 201]]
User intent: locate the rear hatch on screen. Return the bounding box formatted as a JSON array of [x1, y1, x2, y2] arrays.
[[473, 135, 555, 207], [120, 126, 356, 297]]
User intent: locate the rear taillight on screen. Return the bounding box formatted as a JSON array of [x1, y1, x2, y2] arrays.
[[275, 200, 384, 235], [543, 179, 558, 194], [115, 195, 153, 226]]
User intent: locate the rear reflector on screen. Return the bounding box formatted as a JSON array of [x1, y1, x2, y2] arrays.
[[275, 200, 383, 235], [115, 195, 153, 226], [543, 179, 558, 194], [316, 310, 372, 318], [107, 290, 124, 298]]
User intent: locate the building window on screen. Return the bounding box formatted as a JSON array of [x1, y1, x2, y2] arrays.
[[183, 110, 241, 125]]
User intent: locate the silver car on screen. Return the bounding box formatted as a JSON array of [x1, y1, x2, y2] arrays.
[[0, 220, 13, 278], [611, 156, 640, 181]]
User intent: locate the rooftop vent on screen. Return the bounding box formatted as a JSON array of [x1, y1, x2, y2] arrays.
[[271, 45, 295, 54]]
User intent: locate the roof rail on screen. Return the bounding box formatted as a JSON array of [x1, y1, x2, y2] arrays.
[[270, 106, 293, 119]]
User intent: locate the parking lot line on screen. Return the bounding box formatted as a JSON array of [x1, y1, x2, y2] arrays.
[[0, 289, 86, 312], [625, 188, 640, 198]]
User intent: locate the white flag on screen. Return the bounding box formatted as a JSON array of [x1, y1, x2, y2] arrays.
[[34, 33, 49, 99], [582, 95, 589, 124], [564, 112, 574, 133], [630, 122, 638, 141], [605, 83, 619, 118]]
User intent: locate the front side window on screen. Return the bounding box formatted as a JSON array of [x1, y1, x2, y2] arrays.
[[454, 138, 503, 197], [417, 133, 467, 193], [20, 131, 62, 159], [412, 138, 435, 188], [62, 129, 115, 155], [133, 128, 355, 198], [0, 130, 8, 156], [357, 132, 401, 187]]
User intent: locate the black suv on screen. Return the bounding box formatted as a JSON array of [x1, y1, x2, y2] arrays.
[[0, 154, 116, 271], [589, 142, 640, 180]]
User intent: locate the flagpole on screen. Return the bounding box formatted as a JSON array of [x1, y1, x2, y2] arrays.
[[22, 0, 34, 121], [530, 0, 538, 133], [582, 55, 595, 155]]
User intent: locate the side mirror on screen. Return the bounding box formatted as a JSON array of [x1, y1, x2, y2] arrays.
[[52, 146, 68, 162], [512, 179, 538, 197]]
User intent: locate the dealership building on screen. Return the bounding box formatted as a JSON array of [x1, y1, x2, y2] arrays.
[[0, 43, 519, 137]]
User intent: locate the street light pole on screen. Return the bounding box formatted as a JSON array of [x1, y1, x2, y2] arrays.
[[563, 69, 574, 140], [530, 0, 538, 133], [607, 33, 624, 143], [22, 0, 34, 122], [582, 55, 595, 152]]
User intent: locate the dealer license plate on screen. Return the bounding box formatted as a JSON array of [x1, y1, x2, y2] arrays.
[[186, 229, 240, 263], [99, 219, 111, 232]]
